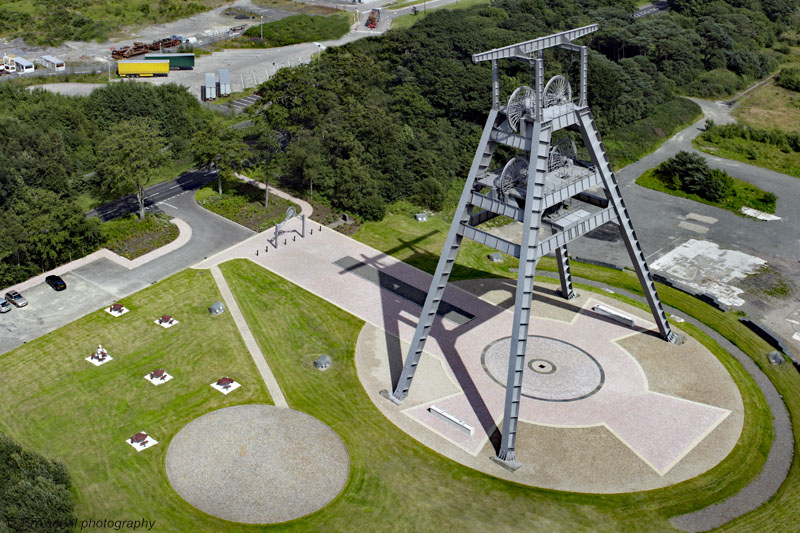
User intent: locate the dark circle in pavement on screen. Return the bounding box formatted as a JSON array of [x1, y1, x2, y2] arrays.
[[528, 359, 556, 374], [166, 404, 349, 524], [481, 336, 605, 402]]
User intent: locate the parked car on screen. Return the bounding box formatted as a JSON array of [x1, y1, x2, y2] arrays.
[[0, 300, 10, 313], [5, 290, 27, 307], [45, 275, 66, 291]]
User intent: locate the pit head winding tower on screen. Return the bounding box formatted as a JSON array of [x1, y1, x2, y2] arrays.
[[387, 24, 679, 470]]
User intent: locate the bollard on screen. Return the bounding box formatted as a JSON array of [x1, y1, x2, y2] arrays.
[[293, 236, 296, 242], [256, 249, 259, 256], [284, 239, 287, 245], [310, 229, 313, 235]]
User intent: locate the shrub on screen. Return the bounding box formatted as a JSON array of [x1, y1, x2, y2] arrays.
[[656, 150, 734, 201], [415, 177, 446, 211], [777, 67, 800, 92]]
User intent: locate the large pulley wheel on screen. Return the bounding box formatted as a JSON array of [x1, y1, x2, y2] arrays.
[[548, 138, 578, 176], [542, 75, 572, 108], [496, 157, 528, 198], [506, 86, 536, 133]]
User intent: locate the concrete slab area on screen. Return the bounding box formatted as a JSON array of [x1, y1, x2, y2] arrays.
[[196, 225, 742, 493], [650, 239, 766, 307], [165, 405, 349, 524]]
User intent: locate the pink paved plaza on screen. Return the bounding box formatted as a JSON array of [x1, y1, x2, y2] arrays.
[[197, 220, 738, 482]]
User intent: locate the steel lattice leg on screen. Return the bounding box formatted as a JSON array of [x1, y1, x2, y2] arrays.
[[556, 244, 576, 299], [390, 110, 501, 404], [577, 109, 676, 343], [496, 122, 551, 466]]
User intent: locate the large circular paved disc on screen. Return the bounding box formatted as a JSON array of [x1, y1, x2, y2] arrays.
[[482, 336, 605, 401], [166, 405, 349, 523]]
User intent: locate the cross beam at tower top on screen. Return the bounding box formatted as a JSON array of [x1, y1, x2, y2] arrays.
[[471, 24, 598, 63]]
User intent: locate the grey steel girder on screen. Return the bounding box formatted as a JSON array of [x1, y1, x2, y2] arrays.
[[497, 121, 552, 463], [389, 109, 500, 403], [472, 25, 598, 63], [576, 108, 676, 343], [556, 245, 577, 299]]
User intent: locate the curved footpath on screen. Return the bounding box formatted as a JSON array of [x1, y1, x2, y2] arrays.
[[536, 271, 792, 531]]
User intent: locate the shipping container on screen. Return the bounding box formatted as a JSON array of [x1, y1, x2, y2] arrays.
[[204, 72, 217, 101], [117, 59, 169, 78], [219, 69, 231, 97], [144, 53, 195, 70]]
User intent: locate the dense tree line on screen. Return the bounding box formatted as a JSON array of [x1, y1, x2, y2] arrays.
[[253, 0, 798, 220], [0, 82, 211, 286], [0, 433, 74, 533]]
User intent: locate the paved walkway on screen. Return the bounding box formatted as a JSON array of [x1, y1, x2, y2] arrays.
[[196, 224, 741, 491], [234, 172, 313, 217], [210, 265, 287, 408]]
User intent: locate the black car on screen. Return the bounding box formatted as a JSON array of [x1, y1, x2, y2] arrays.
[[45, 275, 67, 291]]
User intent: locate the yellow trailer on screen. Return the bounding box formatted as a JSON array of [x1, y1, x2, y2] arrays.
[[117, 59, 169, 78]]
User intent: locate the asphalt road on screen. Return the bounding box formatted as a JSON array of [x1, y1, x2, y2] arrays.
[[87, 169, 217, 222], [0, 188, 254, 355]]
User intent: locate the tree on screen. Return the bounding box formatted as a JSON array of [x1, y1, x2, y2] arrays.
[[656, 150, 733, 201], [191, 117, 251, 195], [96, 117, 171, 220], [250, 121, 284, 208]]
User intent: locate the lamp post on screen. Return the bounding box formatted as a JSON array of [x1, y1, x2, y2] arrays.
[[260, 15, 263, 39]]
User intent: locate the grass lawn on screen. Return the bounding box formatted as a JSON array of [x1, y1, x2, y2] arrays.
[[733, 82, 800, 132], [0, 269, 272, 531], [221, 257, 772, 530], [101, 213, 180, 260], [635, 167, 778, 215], [392, 0, 489, 29], [219, 12, 351, 48], [195, 174, 299, 232], [694, 133, 800, 179]]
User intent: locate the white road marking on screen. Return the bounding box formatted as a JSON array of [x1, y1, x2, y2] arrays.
[[159, 202, 178, 209]]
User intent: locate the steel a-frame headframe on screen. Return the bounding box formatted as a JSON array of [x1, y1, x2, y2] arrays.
[[388, 24, 678, 470]]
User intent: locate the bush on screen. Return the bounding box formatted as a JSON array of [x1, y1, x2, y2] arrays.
[[777, 67, 800, 92], [415, 177, 446, 211], [656, 150, 734, 201]]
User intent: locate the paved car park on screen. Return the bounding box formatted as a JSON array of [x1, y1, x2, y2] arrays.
[[0, 272, 117, 347]]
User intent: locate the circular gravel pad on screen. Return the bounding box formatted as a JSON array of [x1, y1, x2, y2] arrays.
[[166, 405, 349, 524], [482, 336, 604, 401]]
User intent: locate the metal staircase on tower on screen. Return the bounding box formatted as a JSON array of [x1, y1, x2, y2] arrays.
[[386, 24, 678, 470]]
